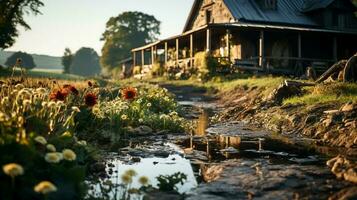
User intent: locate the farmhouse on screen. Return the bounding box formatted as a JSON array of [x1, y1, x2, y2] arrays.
[[131, 0, 357, 76]]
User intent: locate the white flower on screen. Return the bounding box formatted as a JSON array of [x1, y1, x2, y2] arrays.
[[34, 136, 47, 145], [14, 84, 24, 90], [122, 105, 129, 110], [46, 144, 56, 152], [41, 102, 48, 107], [138, 118, 143, 123], [147, 103, 152, 107], [160, 114, 169, 120], [35, 88, 47, 94], [56, 101, 65, 107], [169, 111, 178, 116], [22, 99, 31, 107], [77, 140, 87, 146], [62, 149, 76, 161], [45, 152, 62, 163], [137, 99, 142, 103], [132, 106, 139, 110], [121, 114, 128, 120], [48, 102, 56, 108], [71, 106, 80, 113]]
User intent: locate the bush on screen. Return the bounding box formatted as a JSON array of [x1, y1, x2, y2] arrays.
[[151, 62, 164, 77], [133, 66, 141, 75], [194, 51, 219, 81], [5, 51, 36, 70]]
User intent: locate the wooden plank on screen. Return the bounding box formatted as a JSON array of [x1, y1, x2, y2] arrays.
[[226, 29, 230, 59], [333, 36, 337, 62], [176, 38, 179, 62], [259, 30, 264, 67], [141, 49, 144, 66], [190, 34, 194, 67], [151, 46, 155, 65], [298, 33, 302, 58], [206, 28, 211, 52], [164, 42, 168, 66], [133, 52, 136, 67]]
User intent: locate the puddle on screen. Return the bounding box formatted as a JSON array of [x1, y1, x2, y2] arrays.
[[94, 100, 354, 199], [106, 154, 198, 194]]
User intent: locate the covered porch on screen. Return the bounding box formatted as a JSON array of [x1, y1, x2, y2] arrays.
[[131, 23, 357, 76]]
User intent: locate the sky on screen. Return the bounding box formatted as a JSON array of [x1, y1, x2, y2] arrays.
[[7, 0, 194, 56]]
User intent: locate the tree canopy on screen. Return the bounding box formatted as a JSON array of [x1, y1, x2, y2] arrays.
[[62, 48, 73, 74], [0, 0, 43, 49], [100, 11, 161, 70], [5, 51, 36, 70], [70, 47, 101, 76]]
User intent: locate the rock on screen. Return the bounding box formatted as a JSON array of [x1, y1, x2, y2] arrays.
[[327, 155, 357, 184], [266, 83, 302, 105], [340, 103, 356, 112], [132, 125, 153, 136]]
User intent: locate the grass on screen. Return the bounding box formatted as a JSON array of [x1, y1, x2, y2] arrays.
[[0, 68, 84, 80], [284, 83, 357, 105]]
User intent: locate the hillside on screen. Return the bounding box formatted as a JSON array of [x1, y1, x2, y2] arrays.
[[0, 50, 63, 70]]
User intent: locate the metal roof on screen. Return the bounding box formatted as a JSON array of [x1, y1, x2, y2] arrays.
[[223, 0, 320, 27], [302, 0, 335, 12]]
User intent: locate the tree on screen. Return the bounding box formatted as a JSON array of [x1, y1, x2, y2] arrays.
[[0, 0, 43, 49], [70, 47, 101, 76], [5, 51, 36, 70], [62, 48, 73, 74], [100, 11, 161, 70]]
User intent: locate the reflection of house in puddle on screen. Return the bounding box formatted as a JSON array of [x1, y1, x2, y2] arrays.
[[195, 108, 210, 136]]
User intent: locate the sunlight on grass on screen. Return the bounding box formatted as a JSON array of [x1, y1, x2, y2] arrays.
[[284, 83, 357, 105]]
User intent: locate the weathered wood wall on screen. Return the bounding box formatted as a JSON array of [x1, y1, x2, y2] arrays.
[[190, 0, 233, 31]]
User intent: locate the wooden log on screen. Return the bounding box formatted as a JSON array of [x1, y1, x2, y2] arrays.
[[284, 80, 315, 87], [315, 60, 347, 84], [343, 54, 357, 83]]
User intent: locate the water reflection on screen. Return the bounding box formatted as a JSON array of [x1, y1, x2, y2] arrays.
[[105, 155, 197, 195]]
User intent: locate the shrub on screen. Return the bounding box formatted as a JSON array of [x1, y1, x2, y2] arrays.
[[133, 66, 141, 75], [151, 62, 165, 77], [194, 51, 219, 81]]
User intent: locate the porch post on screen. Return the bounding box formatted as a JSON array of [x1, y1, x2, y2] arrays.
[[141, 49, 145, 67], [151, 46, 155, 66], [298, 33, 302, 58], [333, 36, 337, 61], [164, 42, 168, 66], [206, 28, 211, 52], [259, 30, 264, 67], [226, 29, 231, 60], [176, 38, 179, 62], [190, 34, 194, 67], [133, 51, 136, 67]]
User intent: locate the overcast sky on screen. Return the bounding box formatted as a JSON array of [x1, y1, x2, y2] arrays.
[[6, 0, 194, 56]]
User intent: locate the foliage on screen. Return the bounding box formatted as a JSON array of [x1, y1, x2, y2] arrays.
[[70, 47, 101, 77], [5, 51, 36, 70], [156, 172, 187, 192], [62, 48, 73, 74], [80, 85, 188, 143], [100, 11, 160, 70], [0, 0, 43, 49], [133, 66, 141, 75], [0, 79, 98, 200], [194, 51, 219, 81], [151, 62, 165, 77]]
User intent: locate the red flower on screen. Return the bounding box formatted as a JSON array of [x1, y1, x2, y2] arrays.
[[84, 93, 97, 107], [121, 87, 137, 101], [64, 85, 79, 96], [49, 89, 68, 101]]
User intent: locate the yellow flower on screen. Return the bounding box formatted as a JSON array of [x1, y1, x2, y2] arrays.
[[62, 149, 76, 161], [147, 103, 152, 107], [125, 169, 137, 177], [139, 176, 149, 185], [46, 144, 56, 152], [34, 136, 47, 145], [34, 181, 57, 194], [45, 152, 62, 163], [61, 131, 72, 138], [2, 163, 24, 177], [121, 174, 132, 184], [121, 114, 128, 120]]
